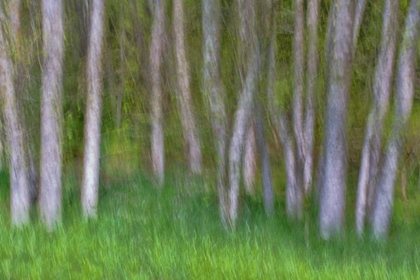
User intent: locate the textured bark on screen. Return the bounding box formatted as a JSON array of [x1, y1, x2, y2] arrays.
[[81, 0, 105, 218], [355, 0, 398, 237], [0, 15, 30, 226], [292, 0, 305, 177], [319, 0, 354, 239], [227, 45, 260, 226], [39, 0, 64, 229], [173, 0, 202, 174], [303, 0, 319, 194], [9, 0, 39, 203], [202, 0, 228, 224], [237, 0, 256, 195], [150, 0, 166, 186], [243, 125, 256, 195], [372, 0, 420, 240]]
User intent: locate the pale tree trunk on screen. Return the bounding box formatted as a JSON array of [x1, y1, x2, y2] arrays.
[[237, 0, 257, 193], [39, 0, 64, 229], [243, 124, 256, 195], [150, 0, 166, 186], [173, 0, 202, 174], [303, 0, 319, 195], [202, 0, 229, 224], [227, 0, 260, 227], [9, 0, 39, 203], [227, 45, 260, 227], [81, 0, 105, 218], [355, 0, 398, 237], [371, 0, 420, 240], [319, 0, 354, 239], [0, 14, 30, 226]]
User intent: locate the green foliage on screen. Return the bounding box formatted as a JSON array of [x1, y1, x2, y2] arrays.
[[0, 172, 419, 278]]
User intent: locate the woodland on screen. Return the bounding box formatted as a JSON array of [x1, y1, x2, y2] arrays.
[[0, 0, 420, 278]]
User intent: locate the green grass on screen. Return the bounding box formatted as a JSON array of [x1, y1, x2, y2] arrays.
[[0, 170, 419, 279]]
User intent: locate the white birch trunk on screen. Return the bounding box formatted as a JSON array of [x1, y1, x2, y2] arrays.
[[150, 0, 166, 186], [173, 0, 202, 175], [0, 15, 30, 226], [243, 125, 256, 195], [372, 0, 420, 239], [202, 0, 229, 224], [303, 0, 320, 194], [227, 47, 260, 227], [39, 0, 64, 229], [355, 0, 398, 237], [319, 0, 354, 239], [81, 0, 105, 218]]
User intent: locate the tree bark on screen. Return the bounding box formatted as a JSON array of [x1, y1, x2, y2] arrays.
[[150, 0, 166, 186], [0, 13, 30, 226], [355, 0, 399, 237], [227, 45, 260, 227], [303, 0, 320, 194], [202, 0, 229, 224], [371, 0, 420, 240], [39, 0, 64, 229], [319, 0, 354, 239], [173, 0, 202, 175], [243, 124, 256, 195], [81, 0, 105, 218]]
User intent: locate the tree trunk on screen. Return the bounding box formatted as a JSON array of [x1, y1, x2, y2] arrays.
[[371, 0, 420, 240], [39, 0, 64, 229], [355, 0, 399, 237], [9, 0, 39, 204], [319, 0, 354, 239], [0, 13, 30, 226], [202, 0, 229, 225], [237, 0, 256, 196], [81, 0, 105, 218], [243, 125, 256, 195], [173, 0, 203, 175], [150, 0, 166, 186], [227, 45, 260, 227], [303, 0, 320, 195]]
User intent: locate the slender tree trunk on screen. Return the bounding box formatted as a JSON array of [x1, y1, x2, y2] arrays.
[[173, 0, 202, 174], [9, 0, 39, 203], [0, 14, 30, 226], [81, 0, 105, 218], [243, 124, 256, 195], [150, 0, 166, 186], [319, 0, 354, 239], [355, 0, 399, 237], [202, 0, 229, 224], [303, 0, 320, 194], [237, 0, 257, 193], [227, 45, 260, 227], [372, 0, 420, 239], [39, 0, 64, 229]]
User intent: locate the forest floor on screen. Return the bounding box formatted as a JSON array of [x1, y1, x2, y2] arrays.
[[0, 170, 419, 279]]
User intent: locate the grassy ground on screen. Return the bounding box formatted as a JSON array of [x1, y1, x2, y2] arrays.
[[0, 170, 419, 279]]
